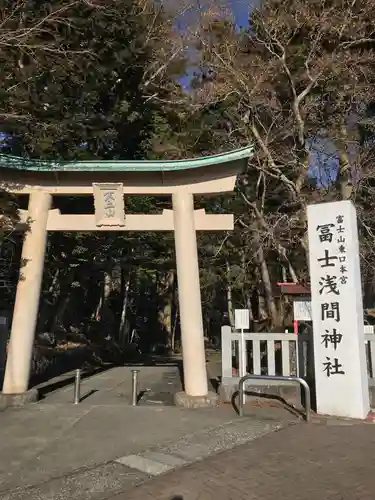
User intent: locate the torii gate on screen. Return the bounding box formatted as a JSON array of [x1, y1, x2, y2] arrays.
[[0, 146, 253, 407]]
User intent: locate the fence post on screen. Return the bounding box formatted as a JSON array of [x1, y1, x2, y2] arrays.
[[221, 325, 232, 378]]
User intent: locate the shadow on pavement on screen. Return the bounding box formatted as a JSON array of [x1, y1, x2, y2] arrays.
[[231, 389, 305, 420], [36, 354, 187, 400], [36, 363, 115, 399]]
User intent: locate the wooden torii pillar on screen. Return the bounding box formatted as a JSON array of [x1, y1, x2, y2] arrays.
[[0, 146, 253, 407]]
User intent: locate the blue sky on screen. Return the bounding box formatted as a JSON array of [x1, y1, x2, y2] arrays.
[[175, 0, 252, 31], [228, 0, 252, 27], [177, 0, 254, 87]]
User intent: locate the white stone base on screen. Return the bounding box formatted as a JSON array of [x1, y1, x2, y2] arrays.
[[0, 388, 39, 411], [174, 391, 218, 408]]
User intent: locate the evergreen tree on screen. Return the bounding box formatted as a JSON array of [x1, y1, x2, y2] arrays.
[[0, 0, 190, 352], [0, 0, 186, 160]]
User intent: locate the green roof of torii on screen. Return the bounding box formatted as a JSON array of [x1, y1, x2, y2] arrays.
[[0, 146, 253, 173]]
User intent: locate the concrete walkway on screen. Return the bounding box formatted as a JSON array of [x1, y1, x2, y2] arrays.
[[116, 419, 375, 500], [36, 363, 184, 406], [0, 366, 297, 500]]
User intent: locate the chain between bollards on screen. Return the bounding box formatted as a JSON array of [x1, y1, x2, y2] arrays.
[[131, 369, 140, 406], [73, 368, 81, 404]]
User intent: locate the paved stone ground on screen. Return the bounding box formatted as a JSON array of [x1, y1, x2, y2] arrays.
[[35, 363, 183, 406], [110, 420, 375, 500], [0, 366, 297, 500], [3, 363, 374, 500]]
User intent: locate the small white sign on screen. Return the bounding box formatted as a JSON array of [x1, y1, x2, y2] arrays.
[[235, 309, 249, 330], [293, 298, 312, 321], [0, 317, 6, 326]]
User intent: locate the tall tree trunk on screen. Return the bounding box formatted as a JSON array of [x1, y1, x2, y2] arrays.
[[118, 268, 131, 347], [50, 295, 71, 338], [171, 298, 179, 353], [246, 293, 254, 327], [48, 268, 60, 295], [95, 269, 112, 322], [277, 244, 298, 283], [338, 148, 353, 200], [226, 260, 234, 327], [336, 126, 354, 201], [256, 243, 280, 328], [240, 251, 253, 329], [38, 268, 61, 332], [240, 194, 299, 284], [281, 264, 287, 282], [44, 268, 75, 336], [157, 270, 175, 350]]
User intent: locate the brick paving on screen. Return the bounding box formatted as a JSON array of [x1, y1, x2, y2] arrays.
[[111, 422, 375, 500]]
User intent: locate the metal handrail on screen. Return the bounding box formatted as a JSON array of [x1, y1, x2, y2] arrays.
[[238, 374, 312, 422]]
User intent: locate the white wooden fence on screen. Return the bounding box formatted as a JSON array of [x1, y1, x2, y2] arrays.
[[221, 325, 375, 381]]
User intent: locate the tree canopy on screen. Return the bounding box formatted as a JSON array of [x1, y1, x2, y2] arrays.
[[0, 0, 187, 159]]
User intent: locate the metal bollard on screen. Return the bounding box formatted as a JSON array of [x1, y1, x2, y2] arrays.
[[131, 369, 140, 406], [73, 369, 81, 404]]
